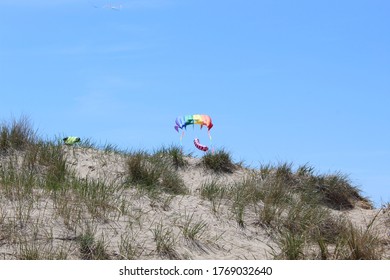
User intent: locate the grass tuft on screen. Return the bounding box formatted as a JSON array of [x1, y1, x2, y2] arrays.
[[0, 116, 36, 152], [125, 150, 187, 195], [78, 226, 110, 260], [118, 231, 145, 260], [154, 145, 188, 170], [152, 222, 178, 259], [181, 212, 208, 241], [200, 179, 226, 213], [314, 173, 366, 210], [273, 230, 306, 260], [202, 149, 236, 173]]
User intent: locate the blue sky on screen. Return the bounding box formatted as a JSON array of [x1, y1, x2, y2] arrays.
[[1, 0, 389, 206]]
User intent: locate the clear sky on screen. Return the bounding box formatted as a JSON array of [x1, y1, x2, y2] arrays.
[[0, 0, 389, 207]]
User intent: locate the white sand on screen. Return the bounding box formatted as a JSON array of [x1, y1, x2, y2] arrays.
[[0, 146, 389, 259]]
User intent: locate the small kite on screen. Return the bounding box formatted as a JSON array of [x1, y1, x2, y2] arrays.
[[194, 138, 208, 152], [103, 4, 122, 10], [63, 136, 81, 145], [174, 114, 213, 152]]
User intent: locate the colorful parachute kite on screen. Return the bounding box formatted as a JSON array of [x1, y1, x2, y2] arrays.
[[174, 114, 213, 132], [174, 114, 213, 152]]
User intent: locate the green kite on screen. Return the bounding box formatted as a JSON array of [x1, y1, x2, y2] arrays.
[[63, 136, 81, 145]]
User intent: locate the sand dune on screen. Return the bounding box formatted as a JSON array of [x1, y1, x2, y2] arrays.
[[0, 146, 389, 260]]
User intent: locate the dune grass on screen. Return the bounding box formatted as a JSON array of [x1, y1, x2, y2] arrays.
[[153, 145, 188, 170], [201, 148, 236, 173], [223, 163, 382, 259], [125, 149, 188, 196], [0, 116, 36, 152], [200, 179, 226, 214], [152, 221, 178, 259], [78, 225, 110, 260], [181, 211, 208, 241]]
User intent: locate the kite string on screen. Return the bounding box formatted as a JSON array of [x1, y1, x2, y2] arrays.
[[180, 131, 185, 151], [208, 130, 214, 154]]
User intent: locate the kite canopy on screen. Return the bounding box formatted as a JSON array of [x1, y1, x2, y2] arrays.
[[174, 114, 213, 132], [63, 136, 81, 145]]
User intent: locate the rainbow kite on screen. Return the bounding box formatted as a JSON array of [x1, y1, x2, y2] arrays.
[[174, 114, 213, 152], [174, 114, 213, 132]]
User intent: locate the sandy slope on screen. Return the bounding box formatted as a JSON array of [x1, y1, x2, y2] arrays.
[[64, 147, 276, 259], [0, 146, 389, 259]]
